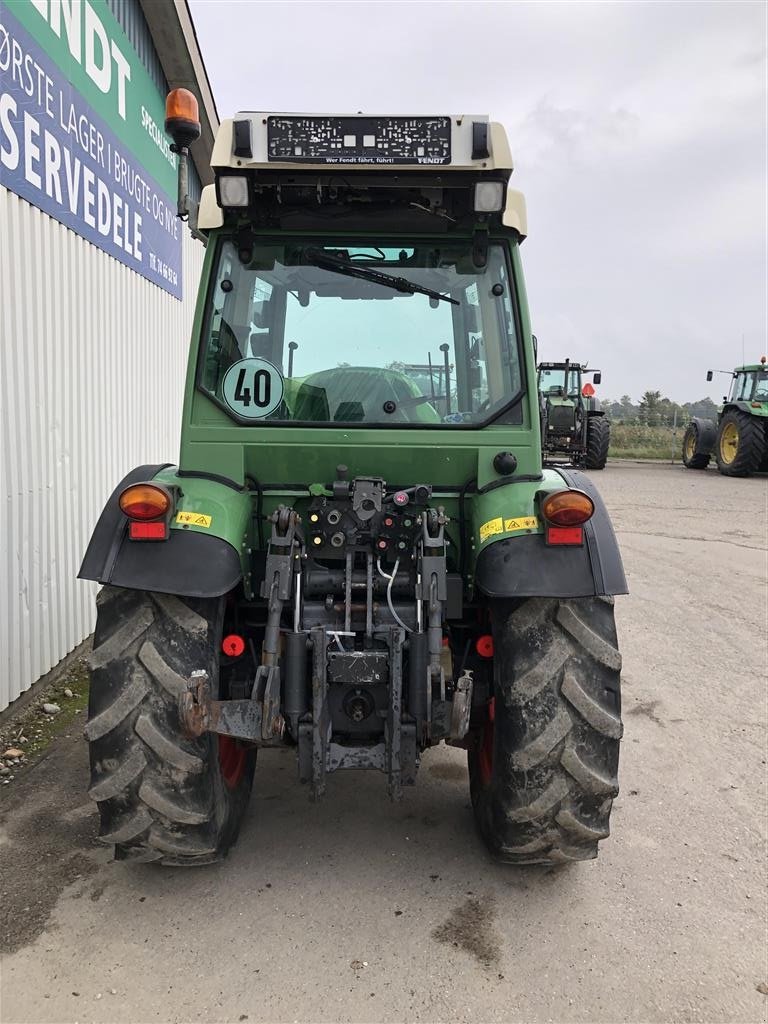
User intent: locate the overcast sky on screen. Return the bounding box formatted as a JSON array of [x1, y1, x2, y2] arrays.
[[188, 0, 766, 403]]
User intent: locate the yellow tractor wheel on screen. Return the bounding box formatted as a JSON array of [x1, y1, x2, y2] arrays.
[[715, 411, 766, 476]]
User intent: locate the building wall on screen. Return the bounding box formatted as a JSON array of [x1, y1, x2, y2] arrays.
[[0, 0, 209, 711], [0, 186, 206, 712]]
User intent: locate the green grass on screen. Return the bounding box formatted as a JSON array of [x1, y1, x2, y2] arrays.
[[609, 423, 681, 460], [0, 659, 90, 769]]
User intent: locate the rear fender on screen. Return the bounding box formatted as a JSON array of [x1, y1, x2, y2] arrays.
[[472, 467, 627, 598], [689, 417, 717, 453], [79, 466, 252, 598]]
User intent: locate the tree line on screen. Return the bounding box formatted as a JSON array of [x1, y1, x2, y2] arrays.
[[600, 392, 718, 427]]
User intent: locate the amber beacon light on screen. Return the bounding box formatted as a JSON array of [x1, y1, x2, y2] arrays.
[[165, 88, 201, 150]]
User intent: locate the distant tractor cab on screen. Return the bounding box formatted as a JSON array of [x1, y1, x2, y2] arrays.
[[682, 358, 768, 475], [79, 95, 627, 869], [538, 361, 610, 469]]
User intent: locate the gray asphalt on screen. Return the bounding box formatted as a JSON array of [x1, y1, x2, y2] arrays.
[[1, 461, 766, 1024]]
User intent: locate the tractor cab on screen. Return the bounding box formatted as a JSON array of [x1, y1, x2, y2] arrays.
[[725, 366, 768, 405]]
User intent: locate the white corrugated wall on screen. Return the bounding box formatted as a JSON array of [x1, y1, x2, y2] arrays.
[[0, 186, 205, 712]]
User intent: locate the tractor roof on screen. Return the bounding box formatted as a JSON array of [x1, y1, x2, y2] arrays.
[[199, 113, 528, 236], [538, 362, 598, 373], [211, 114, 513, 173]]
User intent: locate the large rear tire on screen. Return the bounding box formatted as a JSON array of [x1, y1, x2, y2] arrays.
[[468, 597, 622, 864], [681, 422, 711, 469], [584, 417, 610, 469], [86, 587, 255, 866], [715, 410, 765, 476]]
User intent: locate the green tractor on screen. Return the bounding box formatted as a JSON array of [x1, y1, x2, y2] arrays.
[[79, 95, 626, 868], [538, 361, 610, 469], [682, 359, 768, 475]]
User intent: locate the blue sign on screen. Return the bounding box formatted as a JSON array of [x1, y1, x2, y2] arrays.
[[0, 5, 182, 299]]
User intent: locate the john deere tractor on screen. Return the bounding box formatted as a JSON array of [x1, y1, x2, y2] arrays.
[[538, 361, 610, 469], [682, 359, 768, 475], [79, 96, 626, 868]]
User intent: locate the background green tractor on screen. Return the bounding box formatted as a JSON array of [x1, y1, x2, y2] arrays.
[[538, 361, 610, 469], [682, 359, 768, 475], [79, 95, 627, 869]]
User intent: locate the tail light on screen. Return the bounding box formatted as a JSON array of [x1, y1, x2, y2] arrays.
[[119, 483, 173, 541], [540, 489, 594, 546], [119, 484, 172, 520]]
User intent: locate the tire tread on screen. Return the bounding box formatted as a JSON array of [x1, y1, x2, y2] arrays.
[[86, 586, 254, 866], [469, 597, 622, 865]]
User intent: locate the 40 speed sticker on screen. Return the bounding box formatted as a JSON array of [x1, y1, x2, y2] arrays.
[[479, 516, 539, 543], [222, 358, 284, 419]]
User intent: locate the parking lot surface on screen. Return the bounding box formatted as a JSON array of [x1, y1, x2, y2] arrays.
[[1, 461, 766, 1024]]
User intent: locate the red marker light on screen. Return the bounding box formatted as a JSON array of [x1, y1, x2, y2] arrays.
[[546, 526, 584, 546], [129, 521, 167, 540], [384, 517, 394, 527], [393, 491, 409, 506], [222, 634, 246, 658], [476, 634, 494, 658]]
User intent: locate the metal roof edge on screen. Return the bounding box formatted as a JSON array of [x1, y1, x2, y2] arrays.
[[137, 0, 219, 186]]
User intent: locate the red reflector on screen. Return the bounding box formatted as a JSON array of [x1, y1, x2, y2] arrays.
[[129, 521, 167, 540], [476, 634, 494, 658], [547, 526, 584, 545], [222, 634, 246, 658], [582, 382, 595, 397]]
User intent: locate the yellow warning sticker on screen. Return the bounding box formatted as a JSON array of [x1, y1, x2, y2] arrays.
[[176, 511, 212, 528], [479, 517, 504, 542], [479, 515, 539, 543], [504, 516, 539, 533]]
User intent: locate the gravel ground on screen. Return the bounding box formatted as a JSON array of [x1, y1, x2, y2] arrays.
[[1, 461, 766, 1024]]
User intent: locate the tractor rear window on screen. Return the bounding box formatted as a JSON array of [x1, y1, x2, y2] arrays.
[[198, 239, 523, 426]]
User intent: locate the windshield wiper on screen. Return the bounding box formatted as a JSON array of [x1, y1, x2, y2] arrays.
[[303, 248, 459, 306]]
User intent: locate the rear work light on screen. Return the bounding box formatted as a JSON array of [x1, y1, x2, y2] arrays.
[[540, 489, 594, 547], [218, 175, 249, 207]]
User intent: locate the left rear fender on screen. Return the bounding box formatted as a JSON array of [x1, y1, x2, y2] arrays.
[[79, 468, 252, 598]]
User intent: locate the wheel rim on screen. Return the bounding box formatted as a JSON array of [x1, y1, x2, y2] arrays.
[[719, 421, 739, 464], [218, 736, 248, 789], [477, 697, 495, 787], [685, 432, 696, 460]]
